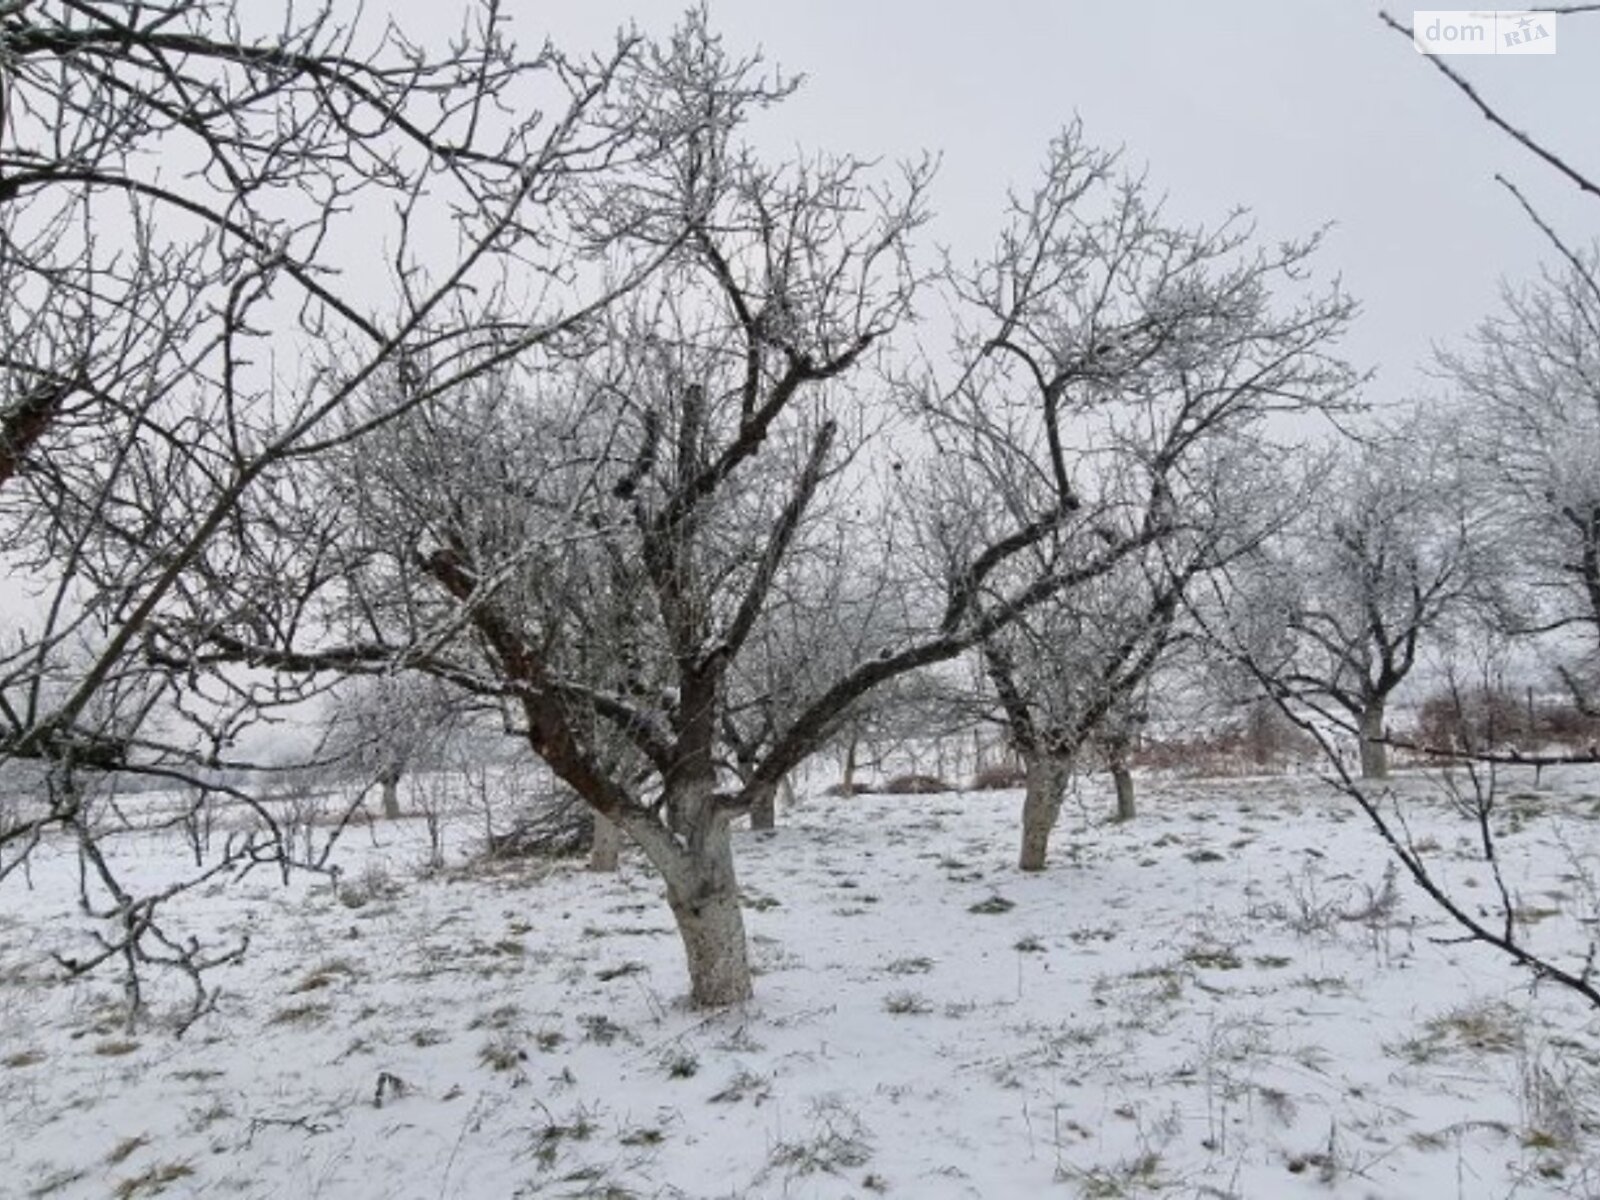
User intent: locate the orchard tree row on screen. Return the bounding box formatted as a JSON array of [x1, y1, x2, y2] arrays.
[[1, 2, 1595, 1015]]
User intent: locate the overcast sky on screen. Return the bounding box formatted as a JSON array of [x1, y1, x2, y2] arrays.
[[503, 1, 1599, 405]]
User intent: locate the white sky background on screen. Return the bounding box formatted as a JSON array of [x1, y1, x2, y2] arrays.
[[457, 0, 1599, 404]]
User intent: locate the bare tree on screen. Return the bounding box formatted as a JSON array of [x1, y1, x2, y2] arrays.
[[1378, 9, 1600, 716], [175, 16, 934, 1006], [935, 126, 1356, 868], [1237, 413, 1481, 778], [1439, 251, 1600, 711], [319, 675, 471, 818], [983, 558, 1185, 869], [0, 0, 671, 1018], [981, 452, 1295, 868]]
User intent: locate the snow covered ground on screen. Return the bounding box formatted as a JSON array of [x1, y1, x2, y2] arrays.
[[4, 765, 1600, 1199]]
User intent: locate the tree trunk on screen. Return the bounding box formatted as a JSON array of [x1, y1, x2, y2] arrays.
[[1112, 763, 1136, 822], [1358, 700, 1389, 780], [841, 734, 859, 795], [378, 766, 402, 819], [627, 774, 755, 1008], [778, 774, 795, 811], [589, 812, 621, 872], [657, 814, 752, 1007], [749, 781, 776, 831], [1018, 752, 1072, 872]]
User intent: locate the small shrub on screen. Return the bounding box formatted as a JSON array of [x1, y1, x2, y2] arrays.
[[1412, 685, 1600, 754], [1131, 711, 1315, 775], [579, 1013, 627, 1045], [1395, 999, 1525, 1064], [969, 764, 1026, 790], [1519, 1044, 1588, 1152], [478, 1033, 526, 1071], [338, 862, 401, 910], [968, 894, 1015, 915], [709, 1068, 771, 1104], [1537, 696, 1600, 743], [822, 781, 872, 797], [885, 955, 934, 975], [1182, 943, 1243, 971], [468, 1003, 521, 1031], [1061, 1152, 1166, 1195], [879, 773, 955, 795], [660, 1047, 700, 1078], [483, 796, 593, 859], [883, 990, 933, 1015], [768, 1099, 873, 1177], [532, 1105, 598, 1168]]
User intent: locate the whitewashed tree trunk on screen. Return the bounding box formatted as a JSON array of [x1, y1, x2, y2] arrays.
[[657, 822, 752, 1006], [378, 765, 402, 819], [589, 813, 621, 872], [749, 781, 776, 831], [1018, 752, 1072, 872], [1358, 700, 1389, 780], [1112, 763, 1136, 822], [841, 735, 859, 795], [620, 777, 754, 1007]]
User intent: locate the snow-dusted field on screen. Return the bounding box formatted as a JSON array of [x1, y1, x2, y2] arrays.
[[5, 767, 1600, 1199]]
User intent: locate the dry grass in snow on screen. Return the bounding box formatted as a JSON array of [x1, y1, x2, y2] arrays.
[[4, 766, 1600, 1198]]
